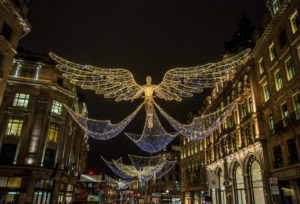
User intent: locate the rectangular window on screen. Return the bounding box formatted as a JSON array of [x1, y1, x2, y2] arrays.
[[281, 103, 289, 127], [48, 122, 60, 142], [290, 10, 299, 34], [274, 69, 283, 91], [269, 42, 276, 61], [13, 93, 30, 108], [285, 58, 295, 81], [273, 0, 280, 15], [51, 100, 62, 115], [43, 148, 55, 168], [287, 139, 299, 165], [258, 57, 265, 74], [269, 114, 275, 135], [248, 97, 253, 113], [1, 23, 12, 41], [230, 115, 234, 128], [293, 93, 300, 119], [242, 103, 247, 118], [20, 68, 35, 78], [263, 83, 270, 102], [0, 144, 17, 165], [6, 116, 23, 136], [279, 30, 287, 47], [273, 145, 283, 168]]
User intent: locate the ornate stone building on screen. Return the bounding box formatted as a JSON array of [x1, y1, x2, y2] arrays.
[[0, 51, 89, 204], [146, 145, 181, 204], [180, 0, 300, 203], [180, 136, 206, 204], [0, 0, 31, 105], [251, 0, 300, 203]]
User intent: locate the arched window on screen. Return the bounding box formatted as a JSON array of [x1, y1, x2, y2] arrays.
[[218, 169, 226, 204], [248, 156, 265, 204], [233, 163, 246, 204]]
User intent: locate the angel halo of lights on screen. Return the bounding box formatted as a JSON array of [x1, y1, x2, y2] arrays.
[[101, 154, 176, 183], [49, 48, 250, 153]]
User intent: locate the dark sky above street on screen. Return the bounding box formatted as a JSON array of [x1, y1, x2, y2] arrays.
[[19, 0, 266, 172]]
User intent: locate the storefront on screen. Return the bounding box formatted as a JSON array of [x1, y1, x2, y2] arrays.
[[151, 193, 161, 204], [0, 177, 22, 203]]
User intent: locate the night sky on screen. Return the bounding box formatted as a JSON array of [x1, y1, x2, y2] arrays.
[[19, 0, 266, 172]]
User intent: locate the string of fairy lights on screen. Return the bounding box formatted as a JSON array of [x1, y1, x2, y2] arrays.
[[102, 155, 176, 182], [50, 48, 251, 182]]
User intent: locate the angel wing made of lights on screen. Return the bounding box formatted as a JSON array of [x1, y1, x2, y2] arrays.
[[49, 49, 250, 152], [49, 48, 250, 102]]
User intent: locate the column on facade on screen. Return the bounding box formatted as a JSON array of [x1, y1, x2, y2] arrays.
[[19, 176, 36, 204]]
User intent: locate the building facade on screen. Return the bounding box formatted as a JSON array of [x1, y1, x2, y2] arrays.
[[181, 0, 300, 203], [180, 136, 206, 204], [0, 51, 89, 204], [251, 0, 300, 203], [146, 145, 181, 204], [0, 0, 31, 106]]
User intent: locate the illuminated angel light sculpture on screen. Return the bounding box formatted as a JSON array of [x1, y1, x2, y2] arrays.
[[101, 154, 176, 182], [105, 175, 132, 190], [49, 48, 250, 152]]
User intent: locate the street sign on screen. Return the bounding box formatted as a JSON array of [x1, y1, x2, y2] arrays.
[[270, 184, 280, 195], [269, 177, 278, 185]]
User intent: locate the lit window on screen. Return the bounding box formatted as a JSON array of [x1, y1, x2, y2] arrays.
[[51, 100, 62, 115], [268, 114, 275, 135], [263, 83, 270, 102], [274, 69, 283, 91], [273, 0, 280, 15], [13, 93, 30, 108], [242, 103, 247, 118], [230, 115, 234, 128], [281, 103, 289, 127], [290, 10, 299, 34], [258, 57, 265, 74], [6, 116, 23, 136], [195, 143, 198, 153], [285, 58, 295, 81], [248, 97, 253, 113], [269, 42, 276, 61], [48, 122, 60, 142], [20, 68, 35, 78], [293, 93, 300, 119]]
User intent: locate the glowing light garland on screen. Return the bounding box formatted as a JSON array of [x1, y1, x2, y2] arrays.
[[49, 48, 250, 102], [102, 155, 176, 182], [64, 103, 144, 140], [125, 99, 179, 153], [50, 49, 250, 149], [154, 100, 238, 140], [105, 175, 132, 190]]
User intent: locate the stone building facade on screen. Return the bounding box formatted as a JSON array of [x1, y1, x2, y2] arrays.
[[179, 0, 300, 203], [251, 0, 300, 203], [0, 0, 31, 106], [180, 136, 206, 204], [0, 51, 89, 204], [146, 145, 181, 204]]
